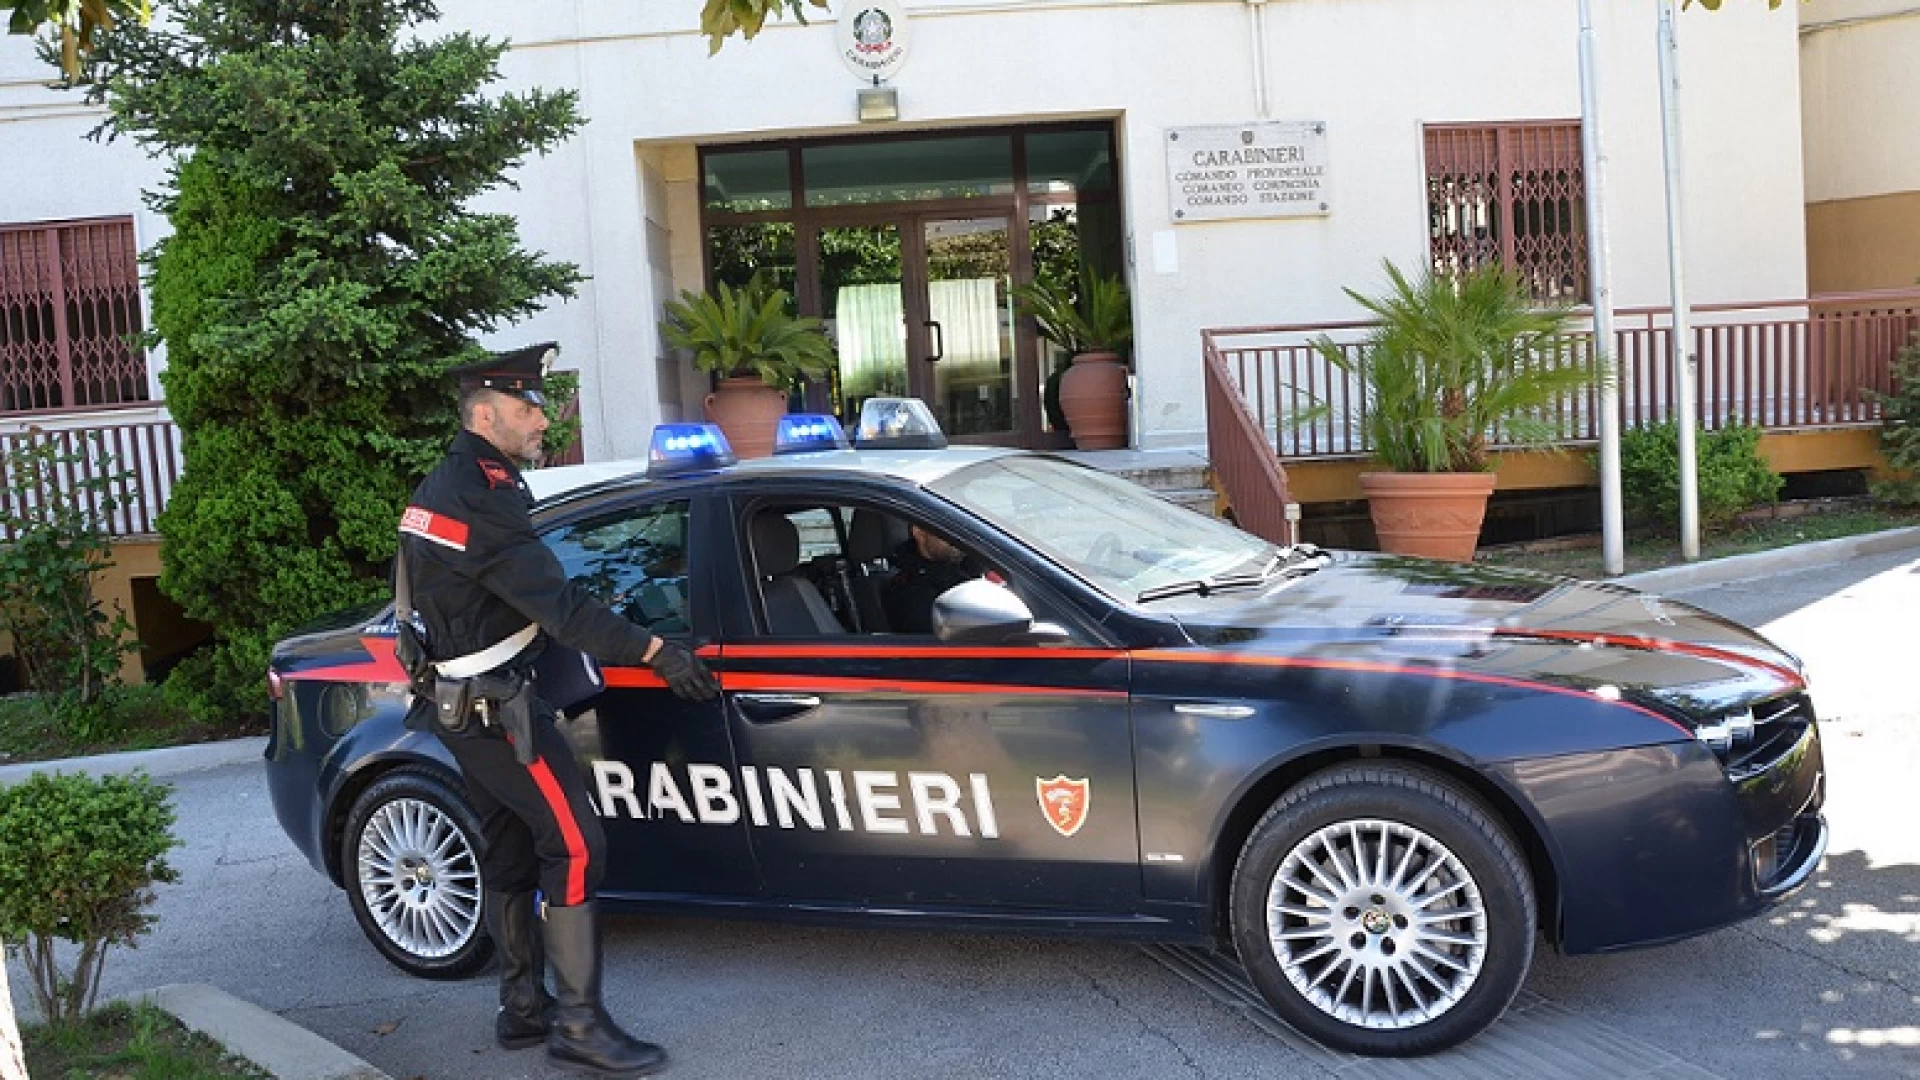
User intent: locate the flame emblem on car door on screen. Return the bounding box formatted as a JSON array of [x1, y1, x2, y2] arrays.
[[1035, 775, 1090, 838]]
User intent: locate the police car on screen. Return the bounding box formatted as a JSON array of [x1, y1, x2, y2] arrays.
[[265, 399, 1827, 1057]]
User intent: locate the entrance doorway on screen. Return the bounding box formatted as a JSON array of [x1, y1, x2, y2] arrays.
[[814, 213, 1018, 441], [701, 125, 1122, 448]]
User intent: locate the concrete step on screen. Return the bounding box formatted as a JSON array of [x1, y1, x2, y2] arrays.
[[1114, 464, 1212, 492], [1151, 486, 1220, 516]]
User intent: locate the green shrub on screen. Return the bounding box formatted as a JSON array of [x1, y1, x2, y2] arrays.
[[1869, 334, 1920, 506], [1618, 421, 1784, 533], [0, 435, 137, 705], [0, 772, 178, 1024]]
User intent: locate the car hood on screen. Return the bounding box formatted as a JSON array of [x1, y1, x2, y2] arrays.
[[1165, 553, 1804, 717]]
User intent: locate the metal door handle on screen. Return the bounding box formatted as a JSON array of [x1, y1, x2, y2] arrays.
[[1172, 702, 1255, 720], [733, 693, 823, 723], [925, 320, 944, 363]]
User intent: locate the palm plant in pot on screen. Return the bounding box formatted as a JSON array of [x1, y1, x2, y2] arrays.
[[1013, 270, 1133, 450], [662, 275, 836, 459], [1313, 260, 1602, 561]]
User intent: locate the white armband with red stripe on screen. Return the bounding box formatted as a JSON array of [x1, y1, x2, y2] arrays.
[[400, 505, 470, 552]]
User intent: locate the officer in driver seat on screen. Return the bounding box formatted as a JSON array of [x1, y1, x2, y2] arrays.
[[396, 343, 718, 1078], [883, 523, 980, 634]]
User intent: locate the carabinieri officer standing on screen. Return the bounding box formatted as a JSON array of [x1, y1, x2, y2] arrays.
[[396, 343, 718, 1078]]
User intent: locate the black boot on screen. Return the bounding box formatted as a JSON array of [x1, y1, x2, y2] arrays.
[[543, 901, 668, 1078], [486, 891, 553, 1050]]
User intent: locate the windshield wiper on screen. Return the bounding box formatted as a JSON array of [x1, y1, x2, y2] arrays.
[[1135, 544, 1330, 603]]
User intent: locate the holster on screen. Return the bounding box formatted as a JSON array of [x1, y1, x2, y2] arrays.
[[471, 670, 538, 766], [396, 621, 439, 734]]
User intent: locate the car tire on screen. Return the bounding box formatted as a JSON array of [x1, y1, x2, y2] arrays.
[[1228, 762, 1536, 1056], [341, 768, 494, 980]]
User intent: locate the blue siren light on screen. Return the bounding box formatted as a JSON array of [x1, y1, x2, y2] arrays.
[[646, 423, 736, 478], [773, 413, 852, 455], [853, 397, 947, 450]]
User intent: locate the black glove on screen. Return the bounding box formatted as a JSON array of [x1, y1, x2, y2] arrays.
[[648, 640, 720, 701]]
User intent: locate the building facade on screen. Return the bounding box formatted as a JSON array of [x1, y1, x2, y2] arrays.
[[0, 1, 1817, 679], [4, 0, 1809, 458], [1801, 0, 1920, 293]]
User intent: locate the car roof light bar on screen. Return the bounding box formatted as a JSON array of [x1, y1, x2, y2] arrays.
[[853, 397, 948, 450], [646, 423, 737, 478], [773, 413, 853, 455]]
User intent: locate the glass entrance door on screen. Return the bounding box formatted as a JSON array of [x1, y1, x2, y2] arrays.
[[921, 216, 1016, 441], [816, 221, 909, 428], [813, 215, 1018, 443]]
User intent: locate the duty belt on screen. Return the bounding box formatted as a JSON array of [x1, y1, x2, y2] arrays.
[[434, 624, 538, 679]]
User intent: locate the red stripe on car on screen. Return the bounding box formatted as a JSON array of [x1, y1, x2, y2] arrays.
[[1491, 628, 1804, 689], [1131, 649, 1695, 737], [281, 635, 409, 684]]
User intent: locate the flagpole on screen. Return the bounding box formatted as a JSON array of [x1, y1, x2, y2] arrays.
[[1579, 0, 1625, 576]]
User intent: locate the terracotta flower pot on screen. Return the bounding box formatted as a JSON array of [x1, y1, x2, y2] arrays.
[[1058, 351, 1129, 450], [704, 375, 788, 459], [1358, 471, 1498, 562]]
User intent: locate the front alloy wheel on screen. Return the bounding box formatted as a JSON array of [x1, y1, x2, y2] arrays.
[[1231, 764, 1535, 1056]]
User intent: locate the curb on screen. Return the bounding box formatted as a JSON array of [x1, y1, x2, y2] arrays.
[[1613, 524, 1920, 593], [0, 735, 265, 787], [115, 984, 390, 1080]]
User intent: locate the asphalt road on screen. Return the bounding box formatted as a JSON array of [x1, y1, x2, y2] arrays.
[[13, 549, 1920, 1079]]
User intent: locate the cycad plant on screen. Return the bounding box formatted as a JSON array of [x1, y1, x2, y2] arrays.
[[662, 275, 836, 391], [1316, 261, 1603, 472], [1012, 270, 1133, 358]]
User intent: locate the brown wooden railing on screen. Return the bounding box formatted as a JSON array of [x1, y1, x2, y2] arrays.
[[1202, 334, 1296, 545], [1205, 288, 1920, 464], [0, 418, 182, 540]]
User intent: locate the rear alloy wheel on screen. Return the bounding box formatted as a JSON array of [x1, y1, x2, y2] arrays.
[[342, 769, 493, 979], [1229, 763, 1536, 1056]]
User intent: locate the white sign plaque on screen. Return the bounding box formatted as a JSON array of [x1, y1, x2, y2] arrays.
[[837, 0, 910, 82], [1165, 122, 1331, 223]]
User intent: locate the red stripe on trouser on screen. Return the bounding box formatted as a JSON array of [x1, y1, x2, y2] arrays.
[[526, 756, 589, 905]]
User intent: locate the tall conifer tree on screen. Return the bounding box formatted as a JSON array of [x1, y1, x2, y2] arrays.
[[86, 1, 583, 716]]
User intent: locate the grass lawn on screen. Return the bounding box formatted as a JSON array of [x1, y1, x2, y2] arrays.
[[1476, 505, 1920, 580], [0, 685, 217, 767], [22, 1002, 271, 1080]]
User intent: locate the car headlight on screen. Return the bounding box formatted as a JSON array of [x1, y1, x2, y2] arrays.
[[1695, 709, 1756, 753]]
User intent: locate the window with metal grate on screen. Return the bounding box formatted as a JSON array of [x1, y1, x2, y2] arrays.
[[1424, 122, 1591, 304], [0, 217, 151, 415]]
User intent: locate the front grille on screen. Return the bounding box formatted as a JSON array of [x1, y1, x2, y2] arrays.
[[1726, 692, 1813, 779]]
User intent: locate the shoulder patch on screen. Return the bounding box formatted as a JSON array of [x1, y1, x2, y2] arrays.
[[477, 458, 515, 489], [400, 506, 469, 551]]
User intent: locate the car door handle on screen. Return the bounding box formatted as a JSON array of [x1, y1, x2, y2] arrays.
[[1172, 702, 1255, 720], [733, 693, 823, 723]]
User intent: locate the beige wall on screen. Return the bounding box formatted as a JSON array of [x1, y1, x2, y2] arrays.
[[0, 539, 170, 689], [1807, 192, 1920, 293], [1800, 1, 1920, 293]]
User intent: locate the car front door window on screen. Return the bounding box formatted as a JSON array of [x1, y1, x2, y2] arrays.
[[544, 500, 692, 636]]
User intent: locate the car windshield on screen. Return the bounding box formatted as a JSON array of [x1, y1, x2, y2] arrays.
[[929, 455, 1274, 600]]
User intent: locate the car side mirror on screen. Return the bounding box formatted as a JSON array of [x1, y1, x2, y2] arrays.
[[932, 579, 1036, 645]]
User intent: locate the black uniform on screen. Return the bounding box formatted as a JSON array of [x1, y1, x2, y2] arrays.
[[882, 539, 978, 634], [400, 428, 656, 907], [404, 345, 709, 1076]]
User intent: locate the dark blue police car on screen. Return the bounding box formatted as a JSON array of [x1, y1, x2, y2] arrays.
[[266, 400, 1827, 1057]]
